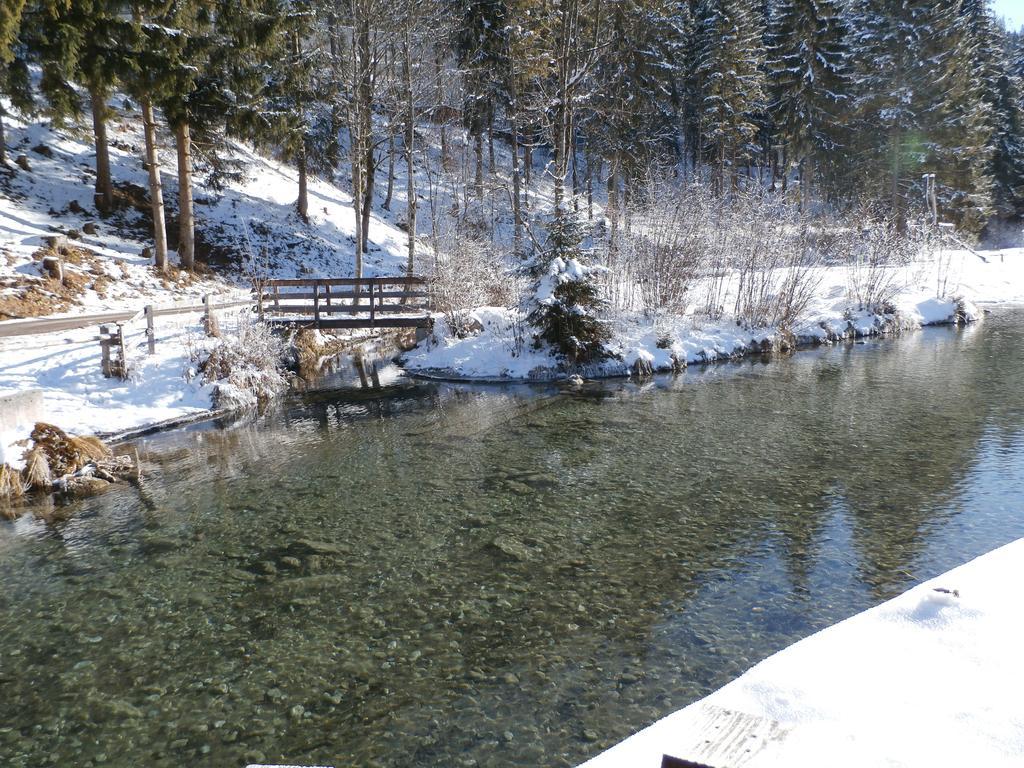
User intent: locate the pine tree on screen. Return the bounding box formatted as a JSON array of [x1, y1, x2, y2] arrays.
[[766, 0, 852, 203], [989, 30, 1024, 221], [452, 0, 511, 199], [849, 0, 949, 227], [931, 0, 997, 233], [254, 0, 325, 224], [0, 0, 29, 168], [693, 0, 766, 192], [123, 1, 195, 272], [527, 210, 609, 364], [588, 0, 688, 199], [19, 0, 129, 209]]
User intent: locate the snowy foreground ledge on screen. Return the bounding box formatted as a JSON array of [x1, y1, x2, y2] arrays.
[[580, 539, 1024, 768]]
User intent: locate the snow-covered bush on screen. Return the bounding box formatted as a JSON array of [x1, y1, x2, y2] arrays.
[[428, 225, 523, 336], [844, 210, 936, 313], [727, 191, 822, 330], [191, 311, 288, 409], [609, 177, 714, 315]]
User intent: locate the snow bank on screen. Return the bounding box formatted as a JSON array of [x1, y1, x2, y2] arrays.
[[403, 307, 562, 381], [405, 249, 1023, 381], [0, 314, 218, 464], [581, 538, 1024, 768]]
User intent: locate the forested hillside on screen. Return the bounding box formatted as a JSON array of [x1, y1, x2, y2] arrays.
[[3, 1, 1023, 256]]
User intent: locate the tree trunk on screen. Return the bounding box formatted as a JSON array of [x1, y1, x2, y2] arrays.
[[352, 150, 363, 276], [890, 127, 904, 230], [0, 106, 7, 168], [297, 139, 309, 222], [607, 158, 619, 258], [175, 121, 195, 269], [350, 3, 373, 278], [142, 98, 168, 272], [510, 117, 522, 258], [383, 132, 395, 210], [434, 50, 448, 168], [571, 128, 580, 211], [487, 108, 495, 173], [524, 142, 531, 197], [327, 13, 343, 170], [586, 150, 594, 221], [361, 146, 374, 254], [90, 88, 114, 214], [358, 8, 373, 256], [403, 24, 416, 275], [474, 129, 484, 198]]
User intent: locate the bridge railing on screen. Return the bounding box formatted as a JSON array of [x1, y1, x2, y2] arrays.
[[256, 276, 432, 329]]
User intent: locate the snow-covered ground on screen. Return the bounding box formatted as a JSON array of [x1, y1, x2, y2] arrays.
[[0, 311, 220, 467], [580, 537, 1024, 768], [403, 247, 1024, 380], [0, 98, 424, 319]]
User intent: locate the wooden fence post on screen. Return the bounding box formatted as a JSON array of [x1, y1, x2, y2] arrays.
[[145, 305, 156, 355], [99, 325, 111, 377], [369, 281, 376, 327], [115, 323, 127, 379], [313, 279, 321, 328]]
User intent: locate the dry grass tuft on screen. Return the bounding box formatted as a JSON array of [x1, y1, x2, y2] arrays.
[[69, 435, 111, 462], [0, 464, 25, 507], [29, 423, 110, 477], [23, 448, 52, 491]]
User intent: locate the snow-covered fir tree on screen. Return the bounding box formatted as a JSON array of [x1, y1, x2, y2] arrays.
[[693, 0, 766, 192], [765, 0, 852, 201], [527, 209, 609, 365]]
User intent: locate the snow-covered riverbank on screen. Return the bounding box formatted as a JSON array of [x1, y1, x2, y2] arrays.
[[0, 311, 225, 467], [580, 537, 1024, 768], [404, 247, 1024, 380]]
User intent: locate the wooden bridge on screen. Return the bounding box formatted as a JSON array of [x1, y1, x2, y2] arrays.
[[257, 276, 432, 330]]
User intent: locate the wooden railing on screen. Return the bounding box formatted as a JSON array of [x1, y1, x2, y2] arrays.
[[256, 276, 432, 329]]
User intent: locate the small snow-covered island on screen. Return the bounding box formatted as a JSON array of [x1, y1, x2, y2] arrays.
[[2, 1, 1024, 767]]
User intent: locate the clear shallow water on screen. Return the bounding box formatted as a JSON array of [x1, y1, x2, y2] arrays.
[[2, 311, 1024, 768]]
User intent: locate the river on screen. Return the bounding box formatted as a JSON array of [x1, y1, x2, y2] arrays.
[[1, 309, 1023, 768]]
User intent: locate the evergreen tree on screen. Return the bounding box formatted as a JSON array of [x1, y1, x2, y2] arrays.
[[588, 0, 688, 191], [988, 30, 1024, 221], [0, 0, 29, 167], [693, 0, 766, 192], [527, 210, 609, 364], [849, 0, 949, 227], [452, 0, 511, 198], [259, 0, 330, 224], [123, 1, 195, 272], [24, 0, 130, 212], [766, 0, 852, 202], [931, 0, 997, 233]]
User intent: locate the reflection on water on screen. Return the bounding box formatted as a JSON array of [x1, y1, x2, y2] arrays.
[[1, 311, 1023, 768]]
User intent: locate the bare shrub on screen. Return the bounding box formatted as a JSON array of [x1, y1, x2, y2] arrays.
[[728, 190, 823, 330], [608, 177, 714, 315], [192, 311, 288, 408], [23, 448, 52, 491], [843, 209, 936, 312], [600, 177, 821, 331], [0, 464, 25, 507], [428, 224, 525, 336]]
